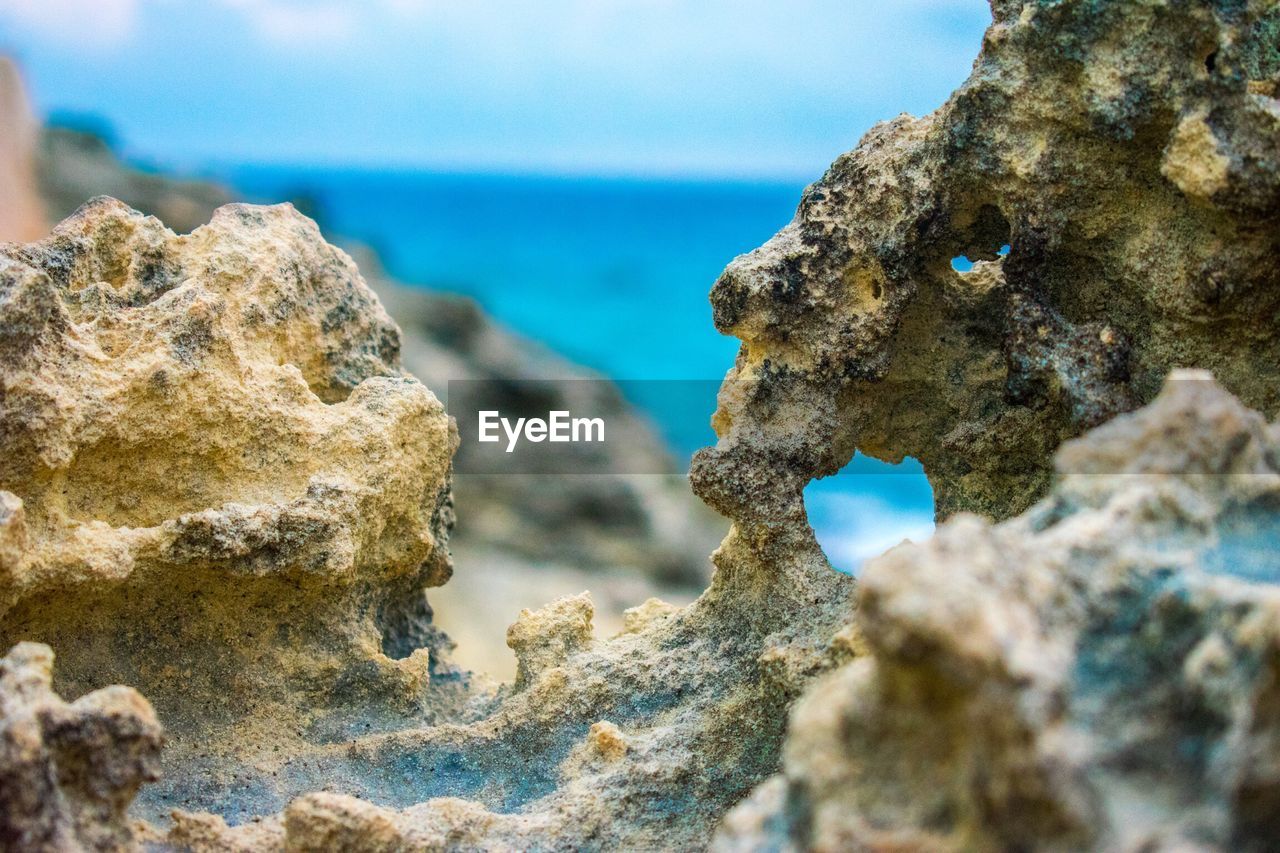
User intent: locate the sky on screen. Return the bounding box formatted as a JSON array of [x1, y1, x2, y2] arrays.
[[0, 0, 991, 179]]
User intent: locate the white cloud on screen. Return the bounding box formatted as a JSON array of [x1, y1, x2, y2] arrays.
[[379, 0, 431, 17], [0, 0, 140, 50], [213, 0, 353, 45], [0, 0, 364, 52], [212, 0, 433, 46]]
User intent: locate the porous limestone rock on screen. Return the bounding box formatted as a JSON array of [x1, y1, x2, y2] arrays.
[[505, 591, 595, 688], [715, 374, 1280, 851], [0, 198, 463, 822], [4, 0, 1280, 849], [0, 196, 851, 851], [693, 0, 1280, 525], [156, 560, 853, 850], [0, 641, 162, 851]]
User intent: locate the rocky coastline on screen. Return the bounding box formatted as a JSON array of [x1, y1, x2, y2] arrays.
[[2, 1, 1280, 850]]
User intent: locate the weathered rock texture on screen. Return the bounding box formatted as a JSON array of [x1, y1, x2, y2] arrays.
[[694, 0, 1280, 525], [0, 198, 465, 823], [716, 374, 1280, 851], [152, 562, 854, 851], [0, 642, 162, 852], [2, 0, 1279, 849], [34, 119, 717, 592], [0, 197, 840, 851]]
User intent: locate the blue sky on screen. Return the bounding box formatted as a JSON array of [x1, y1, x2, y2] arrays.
[[0, 1, 990, 179]]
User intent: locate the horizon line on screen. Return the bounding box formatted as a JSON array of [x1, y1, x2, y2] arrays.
[[44, 111, 829, 189]]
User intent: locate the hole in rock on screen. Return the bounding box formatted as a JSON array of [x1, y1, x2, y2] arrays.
[[804, 452, 935, 575], [950, 244, 1010, 273], [950, 204, 1011, 273]]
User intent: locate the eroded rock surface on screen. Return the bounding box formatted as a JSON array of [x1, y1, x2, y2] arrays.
[[2, 0, 1279, 849], [0, 197, 844, 851], [159, 564, 854, 851], [0, 198, 464, 822], [716, 374, 1280, 851], [0, 642, 162, 851], [693, 0, 1280, 524]]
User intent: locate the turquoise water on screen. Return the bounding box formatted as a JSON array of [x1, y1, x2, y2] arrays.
[[231, 168, 934, 570], [233, 169, 786, 381]]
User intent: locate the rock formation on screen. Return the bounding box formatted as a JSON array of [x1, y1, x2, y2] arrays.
[[0, 198, 845, 850], [1, 0, 1279, 850], [0, 198, 466, 824], [0, 642, 162, 851], [716, 374, 1280, 851], [29, 121, 721, 675], [694, 0, 1280, 524]]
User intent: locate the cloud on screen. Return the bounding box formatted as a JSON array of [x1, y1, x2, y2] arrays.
[[214, 0, 432, 46], [0, 0, 140, 50], [379, 0, 432, 17], [214, 0, 355, 45]]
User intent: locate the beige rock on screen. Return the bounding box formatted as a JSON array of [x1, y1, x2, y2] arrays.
[[692, 0, 1280, 526], [283, 793, 406, 853], [4, 0, 1280, 847], [586, 720, 627, 761], [506, 591, 595, 688], [716, 376, 1280, 850], [0, 196, 853, 851], [1163, 112, 1232, 199], [8, 69, 722, 681], [22, 111, 723, 678], [0, 198, 464, 822], [0, 641, 162, 851], [620, 596, 679, 634]]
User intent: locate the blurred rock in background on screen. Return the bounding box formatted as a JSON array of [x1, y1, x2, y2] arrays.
[[0, 58, 45, 243], [37, 121, 233, 235]]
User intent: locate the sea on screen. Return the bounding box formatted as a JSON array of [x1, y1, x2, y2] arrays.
[[231, 168, 935, 572]]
